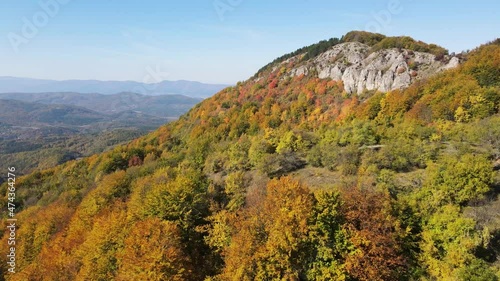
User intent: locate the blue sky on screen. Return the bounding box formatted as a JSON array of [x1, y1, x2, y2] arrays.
[[0, 0, 498, 84]]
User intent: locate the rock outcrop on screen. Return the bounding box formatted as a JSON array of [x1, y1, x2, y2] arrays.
[[287, 42, 460, 94]]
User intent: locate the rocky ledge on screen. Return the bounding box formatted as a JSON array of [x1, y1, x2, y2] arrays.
[[287, 42, 460, 94]]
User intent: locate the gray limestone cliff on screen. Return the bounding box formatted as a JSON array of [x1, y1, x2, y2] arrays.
[[284, 42, 460, 94]]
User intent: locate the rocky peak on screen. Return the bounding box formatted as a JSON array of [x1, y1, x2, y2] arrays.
[[255, 32, 462, 94], [287, 41, 460, 94]]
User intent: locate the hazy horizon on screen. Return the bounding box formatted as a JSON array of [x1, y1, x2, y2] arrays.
[[0, 75, 231, 85]]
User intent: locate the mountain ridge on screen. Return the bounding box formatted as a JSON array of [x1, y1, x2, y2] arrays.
[[0, 77, 229, 98], [0, 92, 202, 118]]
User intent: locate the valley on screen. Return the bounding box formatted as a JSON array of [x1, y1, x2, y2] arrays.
[[0, 92, 202, 176]]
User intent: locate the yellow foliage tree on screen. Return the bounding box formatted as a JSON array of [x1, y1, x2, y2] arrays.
[[116, 218, 192, 281]]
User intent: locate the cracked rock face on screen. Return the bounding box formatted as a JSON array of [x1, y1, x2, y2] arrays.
[[288, 42, 460, 94]]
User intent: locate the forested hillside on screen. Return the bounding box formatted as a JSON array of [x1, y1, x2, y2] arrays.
[[0, 99, 171, 176], [0, 92, 202, 176], [1, 33, 499, 280]]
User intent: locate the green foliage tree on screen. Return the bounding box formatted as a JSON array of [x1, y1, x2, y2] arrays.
[[224, 171, 247, 211], [420, 154, 492, 209], [419, 205, 486, 280], [457, 258, 499, 281], [306, 191, 349, 280]]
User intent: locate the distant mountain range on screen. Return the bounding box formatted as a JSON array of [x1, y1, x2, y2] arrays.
[[0, 77, 230, 98], [0, 98, 172, 174], [0, 90, 205, 173], [0, 98, 170, 137], [0, 91, 204, 174], [0, 92, 202, 118]]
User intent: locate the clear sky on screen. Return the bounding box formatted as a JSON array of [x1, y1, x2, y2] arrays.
[[0, 0, 498, 84]]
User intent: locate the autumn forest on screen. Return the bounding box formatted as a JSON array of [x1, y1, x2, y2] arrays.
[[1, 32, 500, 280]]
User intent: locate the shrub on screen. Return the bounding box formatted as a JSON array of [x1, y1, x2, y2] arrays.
[[259, 152, 306, 178]]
